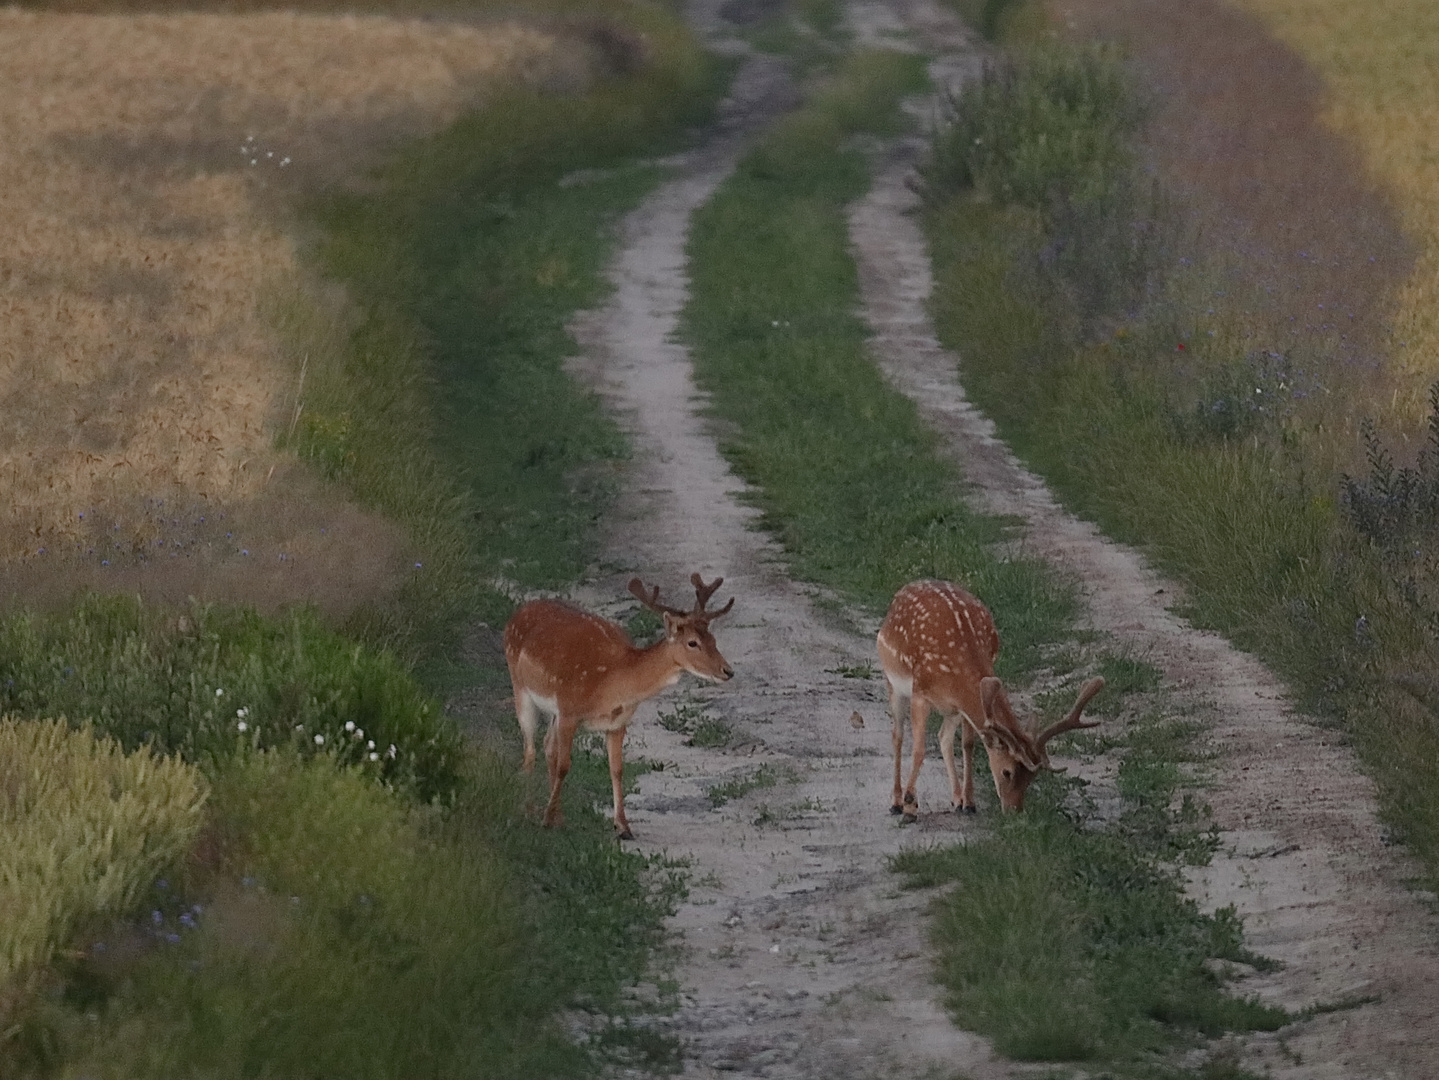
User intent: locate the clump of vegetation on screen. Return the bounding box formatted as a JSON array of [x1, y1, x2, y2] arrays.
[[707, 763, 785, 808], [657, 701, 733, 748], [0, 595, 461, 804], [894, 691, 1282, 1071], [0, 720, 206, 990], [926, 48, 1137, 210]]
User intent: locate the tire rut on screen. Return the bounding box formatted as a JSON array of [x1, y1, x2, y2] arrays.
[[848, 2, 1439, 1076]]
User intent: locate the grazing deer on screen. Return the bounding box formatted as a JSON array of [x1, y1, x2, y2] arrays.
[[503, 573, 735, 839], [876, 579, 1103, 818]]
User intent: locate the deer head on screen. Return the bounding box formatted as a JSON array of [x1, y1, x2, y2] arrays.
[[975, 676, 1104, 810], [629, 572, 735, 682]]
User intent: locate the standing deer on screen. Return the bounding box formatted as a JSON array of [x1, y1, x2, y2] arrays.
[[876, 579, 1104, 818], [503, 573, 735, 839]]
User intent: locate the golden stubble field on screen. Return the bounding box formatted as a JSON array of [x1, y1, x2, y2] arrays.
[[0, 7, 561, 612], [1208, 0, 1439, 427]]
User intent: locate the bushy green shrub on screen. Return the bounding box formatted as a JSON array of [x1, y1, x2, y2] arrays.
[[0, 719, 205, 987], [0, 596, 462, 803], [927, 48, 1137, 210]]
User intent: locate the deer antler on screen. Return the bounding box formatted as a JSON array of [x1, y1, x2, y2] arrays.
[[1035, 677, 1105, 751], [628, 578, 688, 618], [690, 572, 735, 620]]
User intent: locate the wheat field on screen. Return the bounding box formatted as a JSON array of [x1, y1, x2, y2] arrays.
[[0, 8, 560, 604], [1226, 0, 1439, 426]]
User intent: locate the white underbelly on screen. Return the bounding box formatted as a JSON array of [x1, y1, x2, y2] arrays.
[[528, 692, 559, 716], [885, 671, 914, 698]]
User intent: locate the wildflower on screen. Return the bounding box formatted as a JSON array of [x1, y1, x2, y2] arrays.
[[151, 910, 163, 925], [237, 721, 248, 733], [314, 734, 325, 746], [353, 728, 364, 740], [166, 933, 182, 944], [367, 740, 375, 750], [387, 744, 397, 759], [344, 720, 356, 732], [369, 752, 379, 762], [237, 707, 249, 719], [215, 688, 224, 698], [179, 913, 195, 928], [157, 879, 168, 891]]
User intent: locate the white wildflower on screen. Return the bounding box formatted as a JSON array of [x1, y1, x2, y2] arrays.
[[314, 734, 325, 746], [369, 752, 380, 762], [237, 721, 248, 733], [344, 721, 355, 732]]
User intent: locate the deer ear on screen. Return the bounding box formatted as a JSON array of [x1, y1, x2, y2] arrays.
[[662, 611, 680, 637]]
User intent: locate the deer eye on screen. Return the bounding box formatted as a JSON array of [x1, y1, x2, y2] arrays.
[[687, 639, 700, 649]]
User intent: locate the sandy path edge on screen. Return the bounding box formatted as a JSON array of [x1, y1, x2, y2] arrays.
[[848, 2, 1439, 1076]]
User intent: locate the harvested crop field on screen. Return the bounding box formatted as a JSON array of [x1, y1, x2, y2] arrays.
[[1224, 0, 1439, 423], [0, 9, 559, 610], [1051, 0, 1416, 436]]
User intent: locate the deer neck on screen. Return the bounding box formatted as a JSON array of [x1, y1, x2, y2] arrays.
[[609, 639, 684, 702]]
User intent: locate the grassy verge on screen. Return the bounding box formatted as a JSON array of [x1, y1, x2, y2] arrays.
[[0, 601, 684, 1079], [287, 0, 726, 665], [682, 42, 1284, 1075], [2, 6, 723, 1075], [925, 5, 1439, 884]]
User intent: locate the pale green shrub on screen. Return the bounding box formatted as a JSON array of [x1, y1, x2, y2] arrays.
[[0, 718, 207, 985]]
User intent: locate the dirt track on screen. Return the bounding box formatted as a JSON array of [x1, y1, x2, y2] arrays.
[[563, 1, 1439, 1076]]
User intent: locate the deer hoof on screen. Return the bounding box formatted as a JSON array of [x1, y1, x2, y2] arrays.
[[616, 827, 634, 841], [962, 804, 977, 815], [900, 812, 918, 825], [890, 804, 904, 816]]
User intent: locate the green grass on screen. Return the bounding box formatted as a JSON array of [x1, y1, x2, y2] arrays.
[[0, 600, 684, 1079], [289, 0, 726, 664], [922, 7, 1439, 887], [0, 595, 462, 804], [682, 42, 1282, 1074], [683, 48, 1073, 679], [893, 696, 1285, 1073], [19, 750, 682, 1080], [707, 763, 785, 807]]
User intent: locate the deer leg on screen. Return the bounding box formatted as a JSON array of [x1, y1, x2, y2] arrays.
[[607, 722, 635, 841], [543, 714, 578, 829], [902, 693, 929, 819], [939, 712, 964, 811], [888, 678, 906, 814], [515, 685, 539, 773], [958, 715, 977, 813]]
